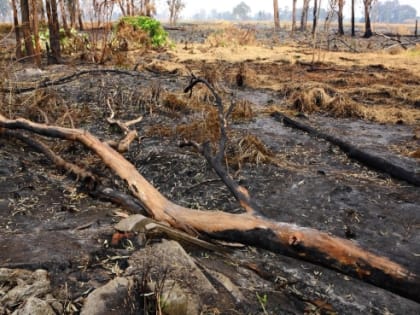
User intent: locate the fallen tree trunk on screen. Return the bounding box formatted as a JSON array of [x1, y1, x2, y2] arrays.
[[272, 112, 420, 187], [1, 114, 419, 303]]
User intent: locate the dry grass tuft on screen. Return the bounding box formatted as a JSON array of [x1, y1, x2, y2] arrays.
[[231, 99, 254, 122], [175, 108, 220, 144], [205, 25, 256, 47], [145, 124, 174, 138], [229, 62, 258, 88], [228, 134, 275, 167], [288, 83, 365, 118], [113, 20, 150, 50], [162, 93, 189, 113], [408, 149, 420, 159], [0, 23, 12, 34]]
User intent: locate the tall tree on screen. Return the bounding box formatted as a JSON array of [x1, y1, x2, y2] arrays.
[[45, 0, 61, 63], [312, 0, 318, 34], [167, 0, 185, 25], [232, 1, 251, 20], [363, 0, 375, 38], [292, 0, 297, 32], [31, 0, 41, 66], [20, 0, 35, 61], [351, 0, 355, 36], [273, 0, 280, 29], [11, 0, 22, 59], [58, 0, 70, 35], [300, 0, 310, 31], [338, 0, 344, 35]]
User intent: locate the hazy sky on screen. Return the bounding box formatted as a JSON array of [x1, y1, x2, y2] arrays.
[[158, 0, 420, 19]]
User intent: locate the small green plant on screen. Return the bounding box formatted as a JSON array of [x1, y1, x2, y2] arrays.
[[117, 16, 168, 48], [256, 292, 268, 315]]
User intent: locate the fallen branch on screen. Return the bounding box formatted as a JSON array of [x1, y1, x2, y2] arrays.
[[105, 99, 142, 152], [1, 113, 419, 302], [375, 32, 408, 50], [2, 129, 146, 216], [0, 69, 148, 94], [271, 112, 420, 187]]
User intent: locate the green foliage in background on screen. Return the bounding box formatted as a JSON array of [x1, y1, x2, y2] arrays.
[[37, 28, 89, 53], [117, 16, 168, 48]]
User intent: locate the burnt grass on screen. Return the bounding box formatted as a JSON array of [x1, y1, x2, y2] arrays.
[[1, 24, 420, 314]]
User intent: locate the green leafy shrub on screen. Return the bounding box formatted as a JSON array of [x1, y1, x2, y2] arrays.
[[116, 16, 168, 48]]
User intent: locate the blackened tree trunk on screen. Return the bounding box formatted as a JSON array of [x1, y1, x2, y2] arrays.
[[58, 0, 70, 35], [312, 0, 318, 35], [300, 0, 310, 31], [363, 0, 373, 38], [31, 0, 42, 66], [20, 0, 35, 61], [338, 0, 344, 35], [292, 0, 297, 32], [11, 0, 22, 60], [68, 0, 76, 28], [45, 0, 62, 63], [351, 0, 355, 36], [273, 0, 280, 30], [76, 0, 84, 30]]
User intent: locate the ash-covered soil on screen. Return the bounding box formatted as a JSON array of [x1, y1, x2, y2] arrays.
[[1, 24, 419, 314]]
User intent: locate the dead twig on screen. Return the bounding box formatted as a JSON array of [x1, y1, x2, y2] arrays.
[[183, 74, 261, 216]]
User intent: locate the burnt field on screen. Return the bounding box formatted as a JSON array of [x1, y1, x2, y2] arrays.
[[0, 23, 419, 314]]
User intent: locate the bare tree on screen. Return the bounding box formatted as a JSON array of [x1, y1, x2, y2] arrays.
[[338, 0, 345, 35], [58, 0, 70, 35], [20, 0, 35, 61], [312, 0, 318, 35], [45, 0, 61, 63], [363, 0, 375, 37], [292, 0, 297, 32], [167, 0, 185, 25], [351, 0, 355, 36], [273, 0, 280, 30], [11, 0, 22, 59], [300, 0, 310, 31], [31, 0, 41, 66]]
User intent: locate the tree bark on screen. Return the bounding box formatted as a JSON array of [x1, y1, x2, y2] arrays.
[[312, 0, 318, 35], [351, 0, 355, 36], [292, 0, 297, 33], [300, 0, 310, 31], [45, 0, 62, 63], [11, 0, 22, 60], [31, 0, 42, 66], [0, 113, 419, 303], [338, 0, 344, 35], [76, 0, 84, 30], [363, 0, 373, 38], [20, 0, 35, 61], [273, 0, 280, 30], [58, 0, 70, 35]]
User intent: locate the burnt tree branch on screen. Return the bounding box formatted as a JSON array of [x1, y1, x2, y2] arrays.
[[1, 114, 419, 303], [183, 75, 260, 215], [271, 112, 420, 186]]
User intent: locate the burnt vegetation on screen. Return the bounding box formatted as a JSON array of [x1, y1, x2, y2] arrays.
[[1, 1, 420, 314]]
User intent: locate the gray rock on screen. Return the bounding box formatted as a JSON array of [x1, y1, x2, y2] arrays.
[[127, 240, 218, 315], [0, 269, 50, 308], [80, 277, 136, 315], [12, 296, 55, 315]]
